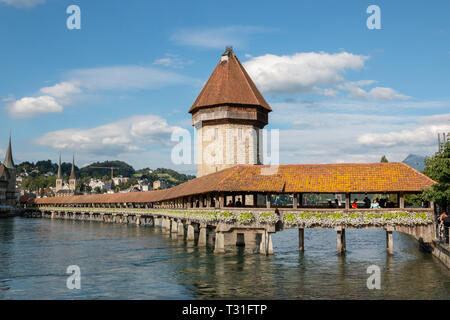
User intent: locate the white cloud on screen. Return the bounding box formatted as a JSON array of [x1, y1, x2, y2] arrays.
[[292, 120, 327, 129], [153, 54, 192, 69], [266, 99, 450, 165], [67, 65, 194, 90], [171, 26, 268, 49], [339, 81, 410, 101], [243, 51, 368, 94], [358, 124, 450, 147], [5, 65, 197, 118], [7, 95, 63, 118], [40, 81, 81, 98], [0, 0, 44, 8], [36, 115, 182, 156]]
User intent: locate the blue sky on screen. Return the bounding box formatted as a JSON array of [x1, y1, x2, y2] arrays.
[[1, 0, 449, 174]]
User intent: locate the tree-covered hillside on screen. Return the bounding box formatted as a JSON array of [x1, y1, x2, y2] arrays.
[[80, 161, 135, 179]]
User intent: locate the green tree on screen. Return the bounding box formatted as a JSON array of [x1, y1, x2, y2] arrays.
[[421, 141, 450, 212], [380, 155, 388, 163]]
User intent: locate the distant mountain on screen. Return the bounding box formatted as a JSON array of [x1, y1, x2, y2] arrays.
[[402, 154, 426, 172]]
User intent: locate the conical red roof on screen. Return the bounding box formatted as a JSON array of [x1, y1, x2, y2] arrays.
[[189, 48, 271, 113]]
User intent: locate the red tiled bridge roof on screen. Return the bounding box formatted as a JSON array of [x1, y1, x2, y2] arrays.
[[33, 163, 435, 205]]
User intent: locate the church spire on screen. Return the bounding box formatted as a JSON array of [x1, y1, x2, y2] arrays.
[[70, 154, 76, 180], [57, 153, 62, 179], [4, 130, 14, 169]]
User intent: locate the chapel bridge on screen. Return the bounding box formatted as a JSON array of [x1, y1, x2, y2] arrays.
[[25, 163, 437, 255]]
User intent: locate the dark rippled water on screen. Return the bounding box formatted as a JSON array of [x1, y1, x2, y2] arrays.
[[0, 217, 448, 299]]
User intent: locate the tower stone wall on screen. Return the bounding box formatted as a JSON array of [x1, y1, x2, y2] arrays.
[[196, 123, 263, 177]]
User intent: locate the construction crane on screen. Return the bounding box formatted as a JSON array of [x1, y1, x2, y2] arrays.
[[88, 166, 119, 180]]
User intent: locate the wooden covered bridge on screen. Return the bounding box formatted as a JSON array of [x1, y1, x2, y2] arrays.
[[27, 162, 437, 255]]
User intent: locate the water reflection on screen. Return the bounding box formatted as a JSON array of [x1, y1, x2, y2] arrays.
[[0, 218, 448, 299]]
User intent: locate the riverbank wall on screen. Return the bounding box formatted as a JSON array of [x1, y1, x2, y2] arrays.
[[431, 240, 450, 269]]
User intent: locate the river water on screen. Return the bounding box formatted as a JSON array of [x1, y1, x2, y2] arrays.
[[0, 217, 448, 300]]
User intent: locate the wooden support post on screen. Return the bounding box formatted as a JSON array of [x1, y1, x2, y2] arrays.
[[198, 224, 207, 247], [266, 193, 271, 208], [335, 226, 346, 254], [293, 194, 298, 209], [242, 194, 246, 207], [399, 192, 405, 209], [214, 232, 225, 253], [136, 215, 141, 226], [299, 193, 303, 207], [345, 193, 350, 210], [386, 227, 394, 255], [219, 193, 225, 208], [298, 228, 304, 252]]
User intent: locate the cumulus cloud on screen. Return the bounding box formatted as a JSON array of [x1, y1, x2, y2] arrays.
[[243, 51, 368, 94], [338, 81, 410, 101], [5, 65, 196, 118], [171, 25, 268, 49], [358, 124, 450, 147], [40, 81, 81, 98], [7, 95, 63, 118], [36, 115, 182, 156], [0, 0, 44, 8], [268, 99, 450, 164]]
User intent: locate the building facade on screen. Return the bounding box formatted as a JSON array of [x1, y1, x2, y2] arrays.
[[0, 134, 17, 207], [190, 47, 271, 177]]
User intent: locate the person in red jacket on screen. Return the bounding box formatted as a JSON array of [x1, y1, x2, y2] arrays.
[[352, 199, 358, 209]]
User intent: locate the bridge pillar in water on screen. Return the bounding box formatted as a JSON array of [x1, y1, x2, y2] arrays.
[[51, 211, 55, 219], [335, 226, 346, 254], [153, 217, 160, 228], [214, 232, 225, 253], [171, 219, 178, 233], [259, 231, 274, 255], [198, 224, 207, 246], [178, 221, 185, 237], [136, 215, 141, 226], [186, 223, 195, 241], [386, 227, 394, 255], [298, 228, 304, 252], [161, 217, 168, 232]]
